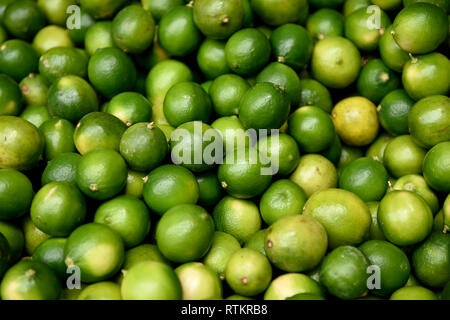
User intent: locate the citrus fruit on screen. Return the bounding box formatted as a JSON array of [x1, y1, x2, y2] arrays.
[[196, 171, 223, 207], [306, 8, 344, 41], [79, 0, 127, 19], [39, 47, 88, 84], [209, 74, 250, 117], [0, 233, 10, 277], [390, 286, 437, 300], [32, 25, 74, 56], [39, 118, 76, 160], [67, 9, 95, 46], [422, 142, 450, 192], [244, 229, 267, 256], [378, 89, 414, 136], [0, 39, 39, 82], [366, 201, 386, 240], [0, 75, 23, 117], [2, 0, 46, 40], [383, 135, 426, 177], [343, 0, 371, 16], [20, 105, 50, 129], [19, 73, 49, 108], [211, 116, 253, 152], [197, 39, 231, 80], [203, 231, 241, 280], [124, 170, 147, 199], [141, 0, 184, 22], [0, 221, 24, 262], [32, 238, 67, 279], [372, 0, 403, 10], [264, 273, 324, 300], [286, 293, 325, 300], [121, 244, 170, 272], [378, 25, 409, 72], [338, 145, 364, 169], [0, 169, 34, 221], [36, 0, 75, 25], [84, 21, 115, 56], [298, 79, 333, 113], [22, 216, 51, 255], [175, 262, 222, 300], [105, 92, 152, 127], [77, 282, 122, 300], [393, 174, 439, 214], [251, 0, 309, 26]]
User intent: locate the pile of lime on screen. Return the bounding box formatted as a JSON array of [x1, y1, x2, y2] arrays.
[[0, 0, 449, 301]]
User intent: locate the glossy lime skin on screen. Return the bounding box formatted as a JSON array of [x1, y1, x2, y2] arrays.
[[38, 47, 88, 84], [77, 281, 121, 300], [339, 157, 388, 202], [0, 0, 14, 21], [393, 174, 439, 214], [250, 0, 308, 26], [193, 0, 244, 40], [84, 21, 115, 56], [47, 75, 99, 123], [270, 23, 313, 71], [298, 79, 332, 113], [39, 118, 76, 161], [106, 92, 152, 127], [156, 204, 215, 263], [0, 221, 24, 262], [210, 74, 250, 116], [378, 89, 414, 136], [343, 0, 371, 16], [239, 82, 290, 130], [379, 25, 409, 72], [197, 39, 231, 80], [0, 260, 61, 300], [378, 190, 433, 246], [366, 202, 386, 241], [120, 122, 168, 172], [22, 215, 51, 255], [0, 39, 39, 82], [2, 0, 46, 40], [390, 286, 437, 300], [288, 106, 335, 153], [320, 246, 369, 300], [383, 135, 426, 178], [64, 223, 125, 283], [0, 74, 23, 116], [32, 238, 67, 279], [124, 170, 146, 199], [142, 164, 199, 215], [244, 229, 266, 256], [19, 73, 49, 108], [141, 0, 184, 22], [422, 142, 450, 192], [203, 231, 240, 278], [41, 152, 81, 186], [306, 8, 344, 41], [408, 95, 450, 148], [94, 195, 150, 248], [20, 105, 50, 130], [359, 240, 411, 296], [79, 0, 127, 19], [392, 3, 448, 54], [159, 6, 200, 57], [163, 81, 212, 127], [211, 115, 252, 152], [403, 0, 449, 12], [0, 234, 10, 278], [0, 116, 44, 170], [76, 149, 128, 201], [196, 171, 223, 207], [263, 273, 324, 300], [122, 244, 170, 271], [0, 169, 33, 220], [32, 25, 74, 56], [175, 262, 223, 300], [68, 9, 95, 46], [257, 133, 300, 176]]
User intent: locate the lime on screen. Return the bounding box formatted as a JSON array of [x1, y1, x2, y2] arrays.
[[156, 124, 175, 143], [67, 9, 95, 46], [359, 240, 411, 296], [338, 145, 364, 169], [0, 39, 39, 82], [383, 135, 426, 177], [19, 73, 49, 108], [78, 282, 121, 300], [141, 0, 184, 22], [218, 147, 272, 199], [372, 0, 403, 10], [225, 28, 271, 76], [0, 0, 14, 21], [79, 0, 127, 19], [298, 79, 333, 113], [403, 0, 449, 11], [193, 0, 244, 39], [311, 36, 361, 88], [390, 286, 437, 300], [158, 6, 200, 57], [239, 82, 290, 130], [423, 142, 450, 192], [32, 238, 67, 279], [0, 116, 44, 170], [142, 164, 199, 215], [0, 169, 33, 221], [213, 196, 262, 244], [443, 281, 450, 300], [196, 171, 223, 207], [286, 293, 325, 300], [106, 92, 152, 127], [0, 74, 23, 116], [2, 0, 46, 40], [378, 190, 433, 246], [84, 21, 115, 56], [0, 25, 6, 44], [64, 223, 124, 283], [121, 261, 181, 300], [22, 216, 51, 255], [392, 3, 448, 54], [433, 210, 445, 232], [379, 25, 409, 72], [0, 260, 61, 300], [270, 23, 313, 71], [211, 116, 252, 152], [306, 8, 344, 41], [76, 148, 128, 201], [94, 195, 150, 248], [32, 26, 74, 56], [122, 244, 170, 271], [124, 170, 147, 199], [209, 74, 250, 116], [20, 105, 50, 129], [225, 248, 272, 297], [197, 39, 231, 80], [343, 0, 371, 16], [175, 262, 222, 300], [250, 0, 308, 26], [378, 89, 414, 136], [47, 75, 99, 123], [203, 231, 241, 280], [120, 122, 168, 172], [320, 246, 369, 300], [0, 221, 24, 262], [39, 118, 76, 160], [257, 133, 300, 176], [338, 157, 388, 202], [366, 201, 386, 240], [244, 229, 267, 256], [393, 174, 439, 214], [156, 204, 214, 263], [226, 294, 253, 300], [0, 233, 9, 277], [408, 95, 450, 148], [303, 188, 371, 249], [264, 273, 324, 300], [290, 154, 337, 197], [445, 195, 450, 231]]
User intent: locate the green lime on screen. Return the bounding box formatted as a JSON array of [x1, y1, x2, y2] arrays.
[[270, 23, 313, 71], [0, 0, 14, 21], [422, 142, 450, 192], [196, 171, 223, 207], [359, 240, 411, 296], [286, 293, 325, 300], [121, 261, 181, 300], [0, 233, 10, 277], [209, 74, 250, 116], [378, 190, 433, 246], [331, 96, 379, 146], [244, 229, 267, 256], [250, 0, 308, 26], [141, 0, 184, 22], [393, 174, 439, 214], [197, 39, 231, 80], [156, 204, 214, 263], [264, 273, 324, 300], [67, 9, 95, 46], [445, 195, 450, 231], [290, 154, 337, 197], [211, 116, 252, 152], [338, 145, 364, 169], [366, 201, 386, 240], [142, 164, 199, 215], [39, 118, 76, 160], [257, 133, 300, 176], [443, 281, 450, 300], [203, 231, 241, 280], [79, 0, 127, 19], [193, 0, 244, 39], [84, 21, 115, 56], [383, 135, 426, 177], [77, 281, 121, 300], [0, 169, 33, 220], [365, 134, 391, 164], [405, 273, 421, 287], [218, 147, 272, 199], [31, 182, 86, 236], [124, 170, 147, 199], [392, 3, 448, 54], [378, 89, 414, 136], [239, 82, 290, 130], [0, 260, 61, 300], [339, 157, 388, 202], [390, 286, 437, 300], [38, 47, 88, 84], [298, 79, 333, 113], [47, 75, 99, 123], [122, 244, 170, 272], [3, 0, 46, 40], [343, 0, 370, 16], [408, 95, 450, 148], [320, 245, 369, 300], [155, 124, 175, 143], [19, 73, 49, 108], [225, 248, 272, 297], [32, 26, 74, 56], [306, 8, 344, 41], [41, 152, 81, 186], [433, 210, 445, 232], [22, 216, 51, 255], [303, 188, 371, 249], [0, 39, 39, 82], [372, 0, 403, 10], [64, 223, 124, 283], [0, 25, 6, 44], [88, 47, 136, 99], [158, 6, 200, 57], [0, 116, 44, 170], [402, 53, 450, 101], [175, 262, 222, 300], [213, 196, 262, 244], [106, 92, 152, 127], [403, 0, 449, 12], [76, 148, 128, 201], [32, 238, 67, 279], [0, 221, 24, 262], [0, 74, 23, 116], [379, 25, 409, 72]]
